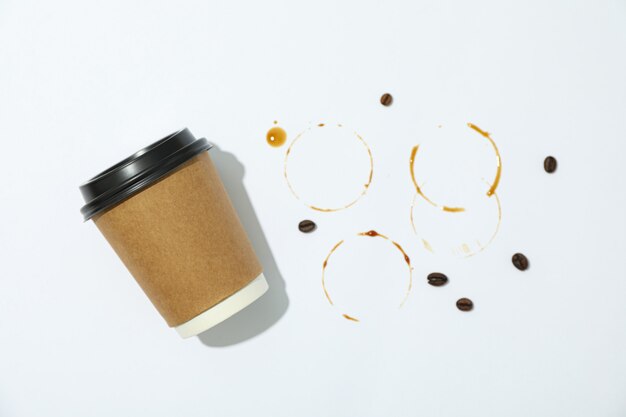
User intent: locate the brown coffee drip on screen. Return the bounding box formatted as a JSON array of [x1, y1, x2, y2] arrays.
[[284, 123, 374, 212], [342, 314, 359, 322], [267, 125, 287, 147], [322, 239, 344, 304], [321, 230, 413, 322], [355, 231, 412, 268], [466, 123, 502, 196], [392, 242, 411, 266], [361, 230, 381, 237]]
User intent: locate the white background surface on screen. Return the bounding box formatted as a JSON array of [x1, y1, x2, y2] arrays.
[[1, 1, 626, 416]]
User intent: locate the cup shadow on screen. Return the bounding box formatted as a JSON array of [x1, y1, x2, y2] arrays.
[[197, 145, 289, 347]]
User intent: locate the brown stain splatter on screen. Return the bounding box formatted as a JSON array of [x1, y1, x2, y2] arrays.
[[359, 230, 387, 238], [310, 206, 335, 212], [321, 239, 345, 306], [267, 126, 287, 147], [342, 314, 359, 322], [284, 124, 374, 212], [422, 239, 434, 253], [392, 241, 411, 266], [359, 230, 411, 267], [467, 123, 502, 197], [410, 145, 465, 213], [391, 239, 413, 301], [358, 132, 375, 188], [409, 195, 418, 235], [443, 206, 465, 213]]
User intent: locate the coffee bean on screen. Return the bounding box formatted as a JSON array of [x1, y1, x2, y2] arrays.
[[380, 93, 393, 106], [298, 220, 316, 233], [427, 272, 448, 287], [512, 253, 529, 271], [456, 298, 473, 312], [544, 156, 557, 173]]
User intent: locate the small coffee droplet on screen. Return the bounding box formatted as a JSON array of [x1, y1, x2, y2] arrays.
[[266, 126, 287, 147], [427, 272, 448, 287], [380, 93, 393, 106], [342, 313, 359, 322], [544, 156, 557, 173], [512, 253, 529, 271], [456, 298, 473, 312], [298, 220, 316, 233]]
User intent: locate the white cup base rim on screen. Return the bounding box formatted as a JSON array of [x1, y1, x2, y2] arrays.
[[174, 273, 269, 338]]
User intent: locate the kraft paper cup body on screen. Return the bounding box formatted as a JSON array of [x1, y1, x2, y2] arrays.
[[80, 129, 267, 338]]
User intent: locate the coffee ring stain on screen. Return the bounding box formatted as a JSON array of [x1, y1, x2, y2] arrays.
[[321, 230, 413, 323], [284, 123, 374, 212], [409, 183, 502, 257], [409, 122, 502, 211]]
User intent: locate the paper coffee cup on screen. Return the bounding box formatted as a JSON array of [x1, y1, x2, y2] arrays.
[[79, 128, 268, 338]]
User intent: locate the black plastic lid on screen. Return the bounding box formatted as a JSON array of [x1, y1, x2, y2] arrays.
[[80, 128, 213, 221]]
